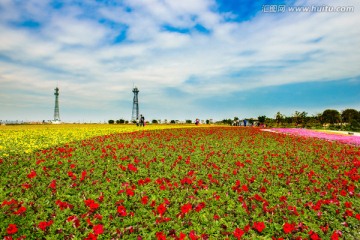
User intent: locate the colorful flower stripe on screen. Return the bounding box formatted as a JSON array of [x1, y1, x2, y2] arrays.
[[0, 124, 199, 157], [270, 128, 360, 145]]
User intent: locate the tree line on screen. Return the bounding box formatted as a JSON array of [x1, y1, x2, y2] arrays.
[[108, 108, 360, 132], [263, 108, 360, 131]]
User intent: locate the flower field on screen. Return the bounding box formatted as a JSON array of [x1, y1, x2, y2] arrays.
[[1, 126, 359, 239], [269, 128, 360, 146], [0, 124, 195, 157]]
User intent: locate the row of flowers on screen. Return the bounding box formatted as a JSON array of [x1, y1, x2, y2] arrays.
[[268, 128, 360, 145]]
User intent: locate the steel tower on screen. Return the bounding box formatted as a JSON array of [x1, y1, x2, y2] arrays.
[[54, 87, 60, 122], [131, 87, 139, 121]]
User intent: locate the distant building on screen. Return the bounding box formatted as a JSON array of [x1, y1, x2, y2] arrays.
[[52, 87, 61, 124]]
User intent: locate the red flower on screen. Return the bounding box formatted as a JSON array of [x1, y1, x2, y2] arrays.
[[233, 227, 244, 239], [38, 222, 48, 231], [49, 180, 56, 189], [117, 205, 127, 216], [345, 209, 353, 217], [253, 222, 265, 233], [309, 230, 320, 240], [157, 203, 167, 216], [241, 185, 249, 192], [156, 231, 167, 240], [344, 202, 352, 208], [213, 214, 220, 220], [67, 215, 80, 228], [196, 202, 206, 212], [179, 232, 187, 240], [80, 170, 87, 181], [55, 200, 73, 210], [128, 164, 138, 172], [279, 196, 287, 202], [27, 170, 37, 179], [283, 222, 295, 234], [85, 233, 97, 240], [38, 220, 53, 231], [244, 224, 250, 232], [126, 188, 135, 197], [189, 230, 199, 240], [22, 183, 31, 189], [331, 230, 342, 240], [84, 199, 99, 211], [181, 203, 192, 214], [7, 224, 18, 235], [93, 224, 104, 235], [141, 196, 148, 205], [13, 206, 26, 215]]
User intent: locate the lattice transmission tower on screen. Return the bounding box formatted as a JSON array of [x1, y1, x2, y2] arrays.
[[53, 87, 60, 122], [131, 87, 139, 121]]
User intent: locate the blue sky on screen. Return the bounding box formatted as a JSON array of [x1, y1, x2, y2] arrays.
[[0, 0, 359, 122]]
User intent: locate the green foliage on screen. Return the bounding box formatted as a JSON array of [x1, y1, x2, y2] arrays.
[[108, 120, 114, 124], [321, 109, 340, 124], [350, 119, 360, 131], [342, 109, 360, 123], [258, 115, 266, 124]]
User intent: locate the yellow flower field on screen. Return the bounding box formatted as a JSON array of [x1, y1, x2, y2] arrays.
[[0, 124, 198, 157]]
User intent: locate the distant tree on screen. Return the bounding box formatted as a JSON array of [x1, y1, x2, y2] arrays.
[[285, 116, 293, 124], [125, 120, 129, 124], [234, 117, 239, 121], [341, 109, 360, 123], [249, 118, 254, 126], [152, 119, 158, 124], [108, 120, 115, 124], [116, 120, 121, 124], [170, 120, 176, 124], [258, 115, 266, 124], [275, 112, 284, 126], [350, 119, 360, 131], [321, 109, 340, 124], [206, 119, 210, 124], [294, 111, 308, 126], [185, 119, 192, 124], [118, 119, 125, 124]]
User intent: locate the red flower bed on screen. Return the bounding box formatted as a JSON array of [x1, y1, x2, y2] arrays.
[[0, 127, 359, 239]]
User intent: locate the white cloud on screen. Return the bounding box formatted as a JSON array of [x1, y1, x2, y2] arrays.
[[0, 0, 359, 121], [42, 15, 109, 46]]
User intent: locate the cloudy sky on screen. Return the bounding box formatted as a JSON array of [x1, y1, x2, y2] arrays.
[[0, 0, 359, 122]]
